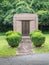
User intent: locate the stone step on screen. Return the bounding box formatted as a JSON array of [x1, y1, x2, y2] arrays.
[[22, 36, 30, 40], [21, 36, 32, 43], [21, 41, 31, 43], [21, 40, 31, 42], [21, 39, 31, 41]]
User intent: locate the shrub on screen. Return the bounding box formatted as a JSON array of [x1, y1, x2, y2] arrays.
[[30, 30, 42, 37], [6, 31, 22, 47], [30, 30, 45, 47], [6, 30, 13, 36], [16, 32, 22, 36]]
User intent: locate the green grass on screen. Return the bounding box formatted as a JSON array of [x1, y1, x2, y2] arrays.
[[33, 31, 49, 53], [0, 33, 16, 57]]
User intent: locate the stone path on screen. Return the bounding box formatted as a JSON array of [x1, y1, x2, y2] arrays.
[[16, 36, 34, 55]]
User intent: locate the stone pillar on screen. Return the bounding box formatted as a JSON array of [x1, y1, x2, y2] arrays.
[[35, 15, 38, 30], [13, 17, 17, 31], [13, 21, 22, 33], [16, 21, 22, 33], [30, 21, 36, 32], [13, 21, 17, 31]]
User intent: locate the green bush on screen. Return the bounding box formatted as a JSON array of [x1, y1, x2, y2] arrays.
[[6, 30, 13, 36], [16, 32, 22, 36], [30, 30, 42, 37], [6, 31, 22, 47], [30, 30, 45, 47]]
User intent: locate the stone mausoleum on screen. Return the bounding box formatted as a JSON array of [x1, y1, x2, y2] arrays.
[[13, 13, 38, 36]]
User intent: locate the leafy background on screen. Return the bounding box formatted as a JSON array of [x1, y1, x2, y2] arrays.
[[0, 0, 49, 32]]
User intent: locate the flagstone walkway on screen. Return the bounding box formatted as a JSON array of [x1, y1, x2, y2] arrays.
[[16, 36, 34, 55]]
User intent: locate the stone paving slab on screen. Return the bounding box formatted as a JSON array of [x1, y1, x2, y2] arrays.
[[16, 37, 34, 55], [0, 53, 49, 65]]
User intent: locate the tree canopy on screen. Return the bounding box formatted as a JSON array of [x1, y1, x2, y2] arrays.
[[0, 0, 49, 31]]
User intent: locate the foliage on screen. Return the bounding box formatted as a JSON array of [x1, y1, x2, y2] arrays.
[[37, 10, 49, 26], [6, 31, 22, 47], [30, 30, 45, 47], [31, 0, 49, 11], [15, 1, 34, 13], [6, 30, 13, 36], [0, 0, 49, 31], [0, 32, 17, 57]]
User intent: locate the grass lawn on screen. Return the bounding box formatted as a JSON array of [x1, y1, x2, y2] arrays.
[[33, 32, 49, 53], [0, 33, 16, 57]]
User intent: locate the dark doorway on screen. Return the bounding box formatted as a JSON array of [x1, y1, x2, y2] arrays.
[[22, 20, 30, 36]]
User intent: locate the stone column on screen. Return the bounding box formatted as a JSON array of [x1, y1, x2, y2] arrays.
[[16, 21, 22, 33], [13, 17, 17, 31], [13, 21, 17, 31], [13, 20, 22, 33], [35, 15, 38, 30], [30, 21, 36, 32]]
